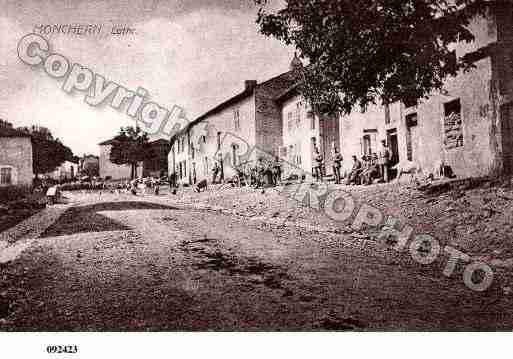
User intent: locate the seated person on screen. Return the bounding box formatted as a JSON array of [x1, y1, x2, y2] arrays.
[[361, 153, 380, 185], [346, 155, 363, 185]]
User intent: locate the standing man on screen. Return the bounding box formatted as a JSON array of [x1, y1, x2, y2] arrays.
[[378, 140, 390, 183], [219, 155, 224, 183], [255, 157, 265, 188], [212, 160, 220, 184], [332, 147, 343, 184], [272, 156, 282, 186], [313, 147, 323, 182]]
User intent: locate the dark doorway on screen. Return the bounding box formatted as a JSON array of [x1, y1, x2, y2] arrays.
[[319, 115, 341, 175], [387, 129, 400, 179], [501, 104, 513, 174]]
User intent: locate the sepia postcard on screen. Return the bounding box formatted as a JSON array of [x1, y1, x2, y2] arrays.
[[1, 0, 512, 357]]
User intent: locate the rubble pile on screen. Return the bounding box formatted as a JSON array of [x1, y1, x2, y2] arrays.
[[173, 178, 513, 259]]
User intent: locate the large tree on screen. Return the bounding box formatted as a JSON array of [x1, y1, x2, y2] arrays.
[[255, 0, 488, 115], [109, 126, 153, 179], [17, 125, 74, 176]]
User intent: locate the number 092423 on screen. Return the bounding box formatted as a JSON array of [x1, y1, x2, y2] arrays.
[[46, 345, 78, 354]]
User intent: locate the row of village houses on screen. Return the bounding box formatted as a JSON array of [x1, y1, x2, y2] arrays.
[[0, 120, 95, 187], [3, 3, 513, 188], [167, 4, 513, 185], [0, 116, 169, 187]]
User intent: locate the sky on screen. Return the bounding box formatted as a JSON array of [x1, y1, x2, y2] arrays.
[[0, 0, 294, 156]]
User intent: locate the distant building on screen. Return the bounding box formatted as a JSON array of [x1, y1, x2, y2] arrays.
[[98, 138, 142, 180], [46, 160, 79, 182], [79, 154, 99, 178], [0, 120, 34, 187]]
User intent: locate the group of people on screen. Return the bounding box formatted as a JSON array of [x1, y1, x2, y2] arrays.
[[170, 140, 392, 192], [234, 157, 283, 189], [311, 146, 344, 184], [346, 140, 391, 185], [116, 177, 161, 196]]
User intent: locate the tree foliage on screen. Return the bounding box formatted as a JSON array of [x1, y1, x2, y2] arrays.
[[109, 126, 153, 179], [255, 0, 488, 115], [17, 125, 75, 175]]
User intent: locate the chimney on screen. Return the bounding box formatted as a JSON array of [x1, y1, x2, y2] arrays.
[[244, 80, 257, 92]]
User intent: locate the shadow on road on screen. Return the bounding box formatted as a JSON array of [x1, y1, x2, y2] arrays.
[[40, 201, 178, 238]]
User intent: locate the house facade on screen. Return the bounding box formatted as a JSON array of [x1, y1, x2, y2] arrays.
[[281, 3, 513, 180], [169, 3, 513, 184], [169, 64, 298, 185], [277, 88, 340, 180], [337, 4, 513, 178], [0, 120, 34, 187]]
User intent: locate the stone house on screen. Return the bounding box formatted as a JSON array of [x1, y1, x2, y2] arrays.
[[0, 121, 34, 187], [338, 3, 513, 179], [169, 60, 298, 184], [285, 3, 513, 180]]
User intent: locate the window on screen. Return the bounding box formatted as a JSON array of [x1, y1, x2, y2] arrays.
[[287, 112, 293, 132], [234, 109, 240, 131], [0, 167, 12, 185], [443, 99, 463, 149], [310, 115, 316, 130], [362, 135, 372, 156], [217, 132, 222, 151]]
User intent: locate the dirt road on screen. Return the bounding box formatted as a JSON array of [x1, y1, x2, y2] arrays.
[[0, 192, 511, 330]]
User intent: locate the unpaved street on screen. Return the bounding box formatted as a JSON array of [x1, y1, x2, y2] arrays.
[[0, 191, 512, 331]]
